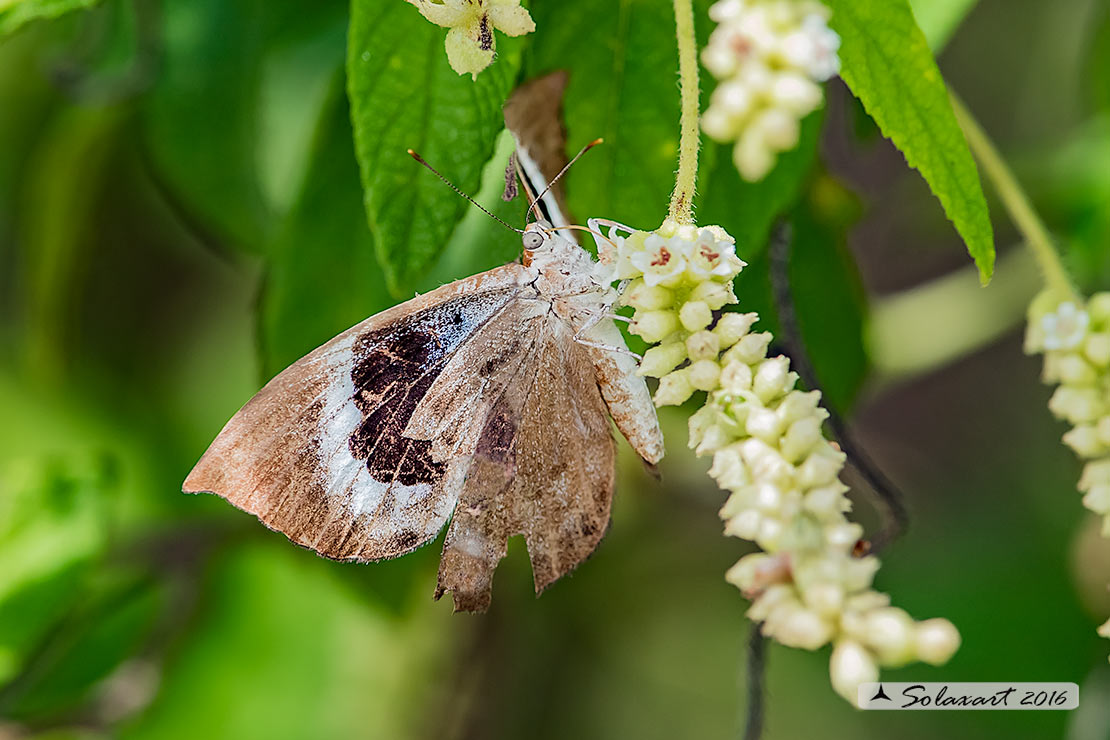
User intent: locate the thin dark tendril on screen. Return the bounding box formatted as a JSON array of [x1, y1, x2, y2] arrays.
[[768, 221, 909, 553], [743, 626, 767, 740]]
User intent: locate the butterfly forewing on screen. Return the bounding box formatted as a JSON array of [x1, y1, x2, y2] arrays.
[[183, 265, 529, 562]]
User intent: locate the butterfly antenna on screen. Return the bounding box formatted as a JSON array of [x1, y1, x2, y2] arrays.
[[407, 149, 524, 234], [527, 138, 603, 222]]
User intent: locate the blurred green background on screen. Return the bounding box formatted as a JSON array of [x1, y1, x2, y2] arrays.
[[2, 0, 1110, 738]]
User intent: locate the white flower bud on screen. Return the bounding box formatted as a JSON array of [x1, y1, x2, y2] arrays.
[[632, 310, 679, 344], [914, 618, 961, 665], [796, 446, 843, 488], [1082, 485, 1110, 514], [688, 359, 723, 391], [710, 444, 751, 489], [695, 418, 734, 455], [753, 356, 792, 402], [1079, 458, 1110, 490], [757, 516, 785, 549], [1064, 425, 1105, 458], [747, 584, 795, 622], [734, 126, 776, 181], [725, 552, 776, 591], [774, 605, 834, 650], [1058, 353, 1097, 385], [802, 581, 844, 617], [624, 279, 674, 310], [752, 107, 801, 151], [777, 389, 822, 424], [804, 483, 849, 517], [746, 406, 786, 442], [781, 416, 823, 462], [720, 360, 754, 393], [638, 341, 688, 378], [753, 481, 783, 512], [686, 330, 721, 361], [702, 104, 739, 141], [770, 72, 823, 115], [702, 41, 740, 79], [824, 522, 863, 550], [715, 79, 755, 118], [1084, 332, 1110, 367], [842, 557, 881, 591], [1098, 618, 1110, 639], [864, 607, 917, 666], [679, 300, 714, 332], [654, 368, 695, 406], [725, 331, 773, 365], [1048, 386, 1103, 424], [689, 280, 735, 311], [715, 312, 758, 347], [1089, 293, 1110, 323], [739, 438, 793, 482], [724, 508, 762, 539], [830, 640, 878, 703]]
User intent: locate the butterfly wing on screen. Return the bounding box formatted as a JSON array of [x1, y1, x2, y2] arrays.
[[183, 264, 531, 561], [434, 312, 617, 611]]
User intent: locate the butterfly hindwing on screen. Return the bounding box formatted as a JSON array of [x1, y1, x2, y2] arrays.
[[435, 315, 617, 611]]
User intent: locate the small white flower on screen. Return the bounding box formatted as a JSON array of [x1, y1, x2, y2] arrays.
[[629, 234, 688, 287], [687, 228, 745, 279], [1042, 302, 1090, 351], [799, 13, 841, 80], [405, 0, 535, 79]]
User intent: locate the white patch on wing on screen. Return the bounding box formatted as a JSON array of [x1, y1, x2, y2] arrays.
[[315, 334, 433, 520]]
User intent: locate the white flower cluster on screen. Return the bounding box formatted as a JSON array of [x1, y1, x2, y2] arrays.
[[605, 218, 960, 702], [701, 0, 839, 182], [1026, 291, 1110, 655]]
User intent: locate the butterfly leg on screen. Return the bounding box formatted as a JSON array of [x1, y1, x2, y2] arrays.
[[573, 336, 642, 361]]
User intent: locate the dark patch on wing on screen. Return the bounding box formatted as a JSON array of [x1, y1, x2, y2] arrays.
[[475, 403, 517, 466], [347, 290, 516, 489]]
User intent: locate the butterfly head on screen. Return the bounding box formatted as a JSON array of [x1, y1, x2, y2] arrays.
[[521, 219, 555, 266]]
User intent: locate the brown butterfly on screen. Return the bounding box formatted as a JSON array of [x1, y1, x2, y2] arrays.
[[183, 93, 664, 612]]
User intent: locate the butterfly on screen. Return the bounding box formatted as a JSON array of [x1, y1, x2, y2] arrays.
[[183, 74, 663, 611]]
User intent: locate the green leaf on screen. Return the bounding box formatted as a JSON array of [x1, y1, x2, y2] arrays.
[[785, 182, 869, 412], [699, 109, 823, 259], [525, 0, 709, 232], [260, 73, 392, 378], [418, 129, 529, 291], [0, 454, 111, 687], [1, 576, 165, 720], [825, 0, 996, 282], [347, 0, 520, 296], [142, 0, 347, 251], [121, 543, 451, 740], [907, 0, 978, 51], [0, 0, 98, 36]]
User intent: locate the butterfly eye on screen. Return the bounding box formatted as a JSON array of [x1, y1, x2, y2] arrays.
[[523, 231, 544, 250]]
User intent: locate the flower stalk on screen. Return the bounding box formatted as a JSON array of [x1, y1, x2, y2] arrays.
[[670, 0, 702, 225]]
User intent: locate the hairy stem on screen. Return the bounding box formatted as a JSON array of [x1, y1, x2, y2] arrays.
[[950, 93, 1077, 300], [669, 0, 700, 224]]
